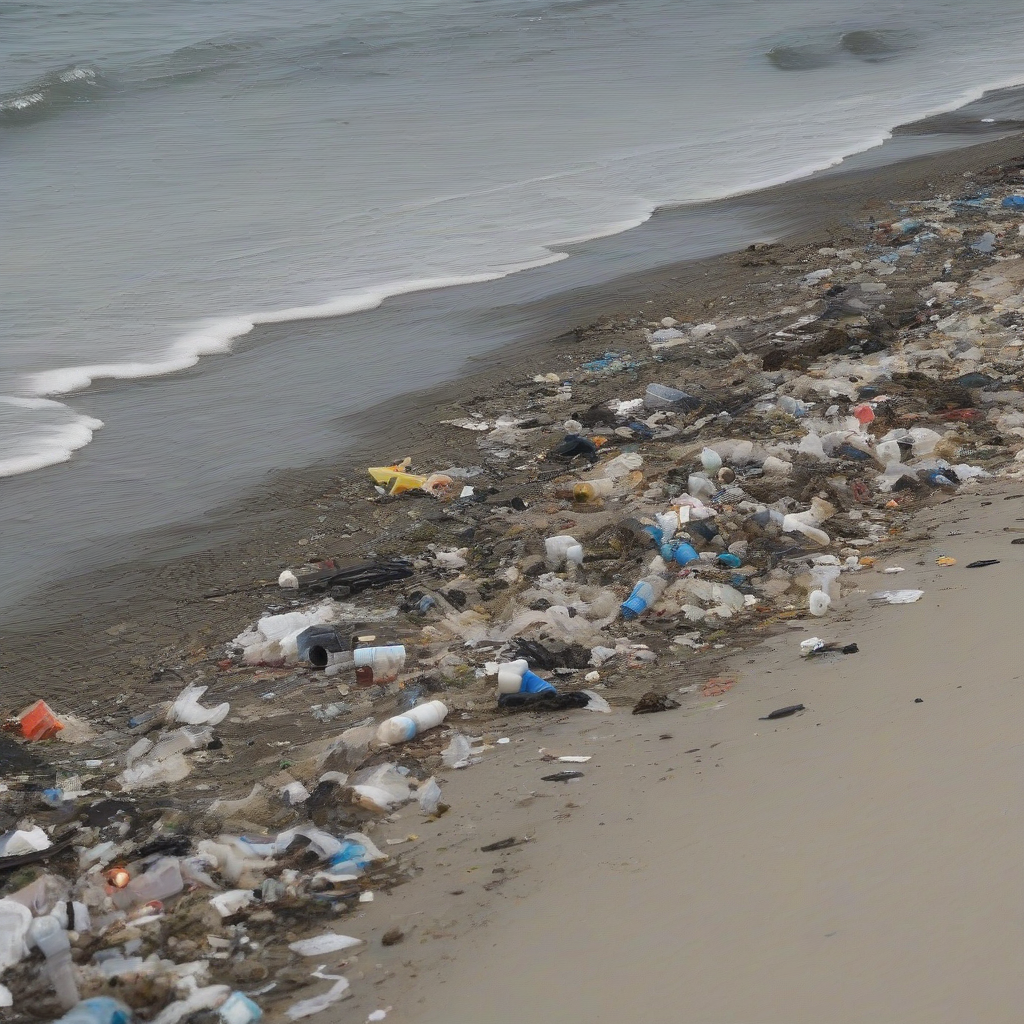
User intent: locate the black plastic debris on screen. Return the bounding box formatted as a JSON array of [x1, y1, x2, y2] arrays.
[[760, 704, 805, 721], [498, 691, 591, 712]]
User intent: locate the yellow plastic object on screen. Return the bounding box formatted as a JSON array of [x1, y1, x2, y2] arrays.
[[368, 467, 428, 495], [936, 556, 956, 566]]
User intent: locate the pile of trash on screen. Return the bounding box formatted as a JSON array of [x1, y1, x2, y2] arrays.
[[8, 155, 1024, 1020]]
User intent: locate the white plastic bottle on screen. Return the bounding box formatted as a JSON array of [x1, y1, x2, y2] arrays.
[[28, 914, 79, 1010], [808, 590, 831, 616], [375, 700, 448, 744]]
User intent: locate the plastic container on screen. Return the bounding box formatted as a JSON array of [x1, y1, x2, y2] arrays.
[[28, 914, 79, 1010], [621, 575, 666, 619], [53, 999, 133, 1024], [124, 857, 183, 905], [660, 542, 699, 567], [18, 699, 63, 741], [544, 535, 584, 568], [296, 626, 346, 668], [644, 383, 698, 411], [496, 659, 529, 693], [808, 590, 831, 616], [573, 478, 614, 502], [700, 447, 723, 474], [375, 700, 448, 745], [496, 661, 555, 695], [352, 645, 406, 686], [717, 552, 742, 568], [218, 991, 262, 1024]]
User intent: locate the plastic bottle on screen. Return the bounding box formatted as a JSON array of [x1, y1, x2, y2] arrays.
[[781, 511, 830, 547], [53, 998, 133, 1024], [28, 914, 79, 1010], [620, 575, 667, 619], [808, 590, 831, 616], [375, 700, 448, 744], [123, 857, 183, 906], [660, 542, 699, 567], [544, 535, 584, 567], [352, 645, 406, 686], [218, 991, 262, 1024], [495, 661, 555, 695], [572, 478, 614, 503]]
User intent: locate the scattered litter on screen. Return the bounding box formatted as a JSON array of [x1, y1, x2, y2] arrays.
[[966, 559, 1000, 568], [760, 704, 806, 721], [869, 590, 924, 605], [540, 771, 585, 782], [632, 692, 681, 714]]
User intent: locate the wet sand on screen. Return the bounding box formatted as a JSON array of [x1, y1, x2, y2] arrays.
[[345, 489, 1024, 1024]]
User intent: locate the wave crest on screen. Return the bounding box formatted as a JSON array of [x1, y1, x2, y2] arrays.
[[0, 64, 105, 124]]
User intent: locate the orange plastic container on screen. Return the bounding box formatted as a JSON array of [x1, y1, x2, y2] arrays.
[[18, 700, 64, 741]]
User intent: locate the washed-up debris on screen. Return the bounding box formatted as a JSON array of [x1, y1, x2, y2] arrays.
[[966, 558, 1000, 568], [869, 590, 925, 605], [540, 771, 585, 782], [760, 704, 806, 720], [13, 156, 1024, 1023], [632, 692, 681, 714]]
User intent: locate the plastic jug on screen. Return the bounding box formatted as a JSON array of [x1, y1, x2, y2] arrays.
[[376, 700, 448, 744], [352, 645, 406, 686]]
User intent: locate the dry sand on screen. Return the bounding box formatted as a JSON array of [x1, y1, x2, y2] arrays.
[[339, 488, 1023, 1024]]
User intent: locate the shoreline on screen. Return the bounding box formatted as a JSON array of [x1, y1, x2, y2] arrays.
[[3, 94, 1024, 618], [3, 116, 1024, 1020]]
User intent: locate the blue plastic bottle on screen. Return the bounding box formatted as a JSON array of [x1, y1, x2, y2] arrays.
[[519, 669, 556, 695], [53, 999, 133, 1024]]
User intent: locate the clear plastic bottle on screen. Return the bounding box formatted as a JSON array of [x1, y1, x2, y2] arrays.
[[124, 857, 183, 906], [28, 914, 79, 1010]]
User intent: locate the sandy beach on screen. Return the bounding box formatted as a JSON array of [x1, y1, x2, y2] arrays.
[[3, 127, 1024, 1021], [350, 488, 1024, 1024]]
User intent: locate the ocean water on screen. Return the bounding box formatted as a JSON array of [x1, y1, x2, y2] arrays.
[[5, 0, 1024, 480]]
